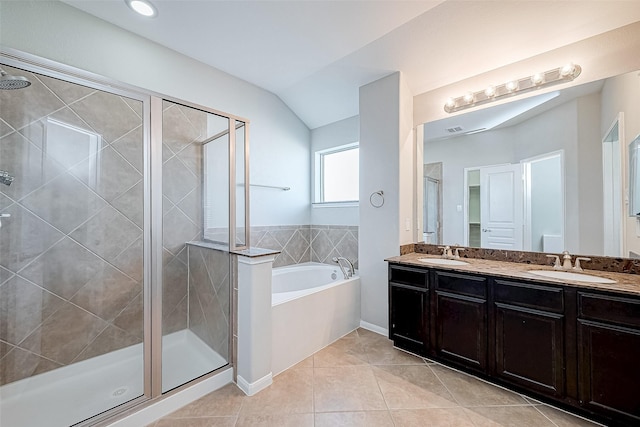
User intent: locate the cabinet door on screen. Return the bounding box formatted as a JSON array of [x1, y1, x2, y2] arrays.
[[578, 320, 640, 424], [435, 291, 487, 371], [390, 284, 428, 355], [495, 303, 565, 397]]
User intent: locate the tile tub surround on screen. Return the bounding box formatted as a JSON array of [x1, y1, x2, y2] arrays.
[[250, 225, 358, 269], [388, 252, 640, 296], [149, 328, 601, 427], [411, 243, 640, 275], [0, 65, 144, 386]]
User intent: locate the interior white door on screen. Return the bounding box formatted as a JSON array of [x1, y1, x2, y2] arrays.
[[480, 164, 524, 250]]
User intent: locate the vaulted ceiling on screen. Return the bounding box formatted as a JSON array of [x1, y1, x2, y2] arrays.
[[63, 1, 640, 129]]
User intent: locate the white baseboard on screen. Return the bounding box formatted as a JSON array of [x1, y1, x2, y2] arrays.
[[359, 320, 389, 337], [107, 368, 233, 427], [236, 372, 273, 396]]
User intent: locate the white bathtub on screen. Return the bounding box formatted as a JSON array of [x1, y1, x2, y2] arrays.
[[271, 263, 361, 375]]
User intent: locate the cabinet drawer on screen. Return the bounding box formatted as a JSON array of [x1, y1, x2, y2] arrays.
[[578, 292, 640, 328], [434, 270, 486, 299], [389, 265, 428, 289], [494, 279, 564, 313]]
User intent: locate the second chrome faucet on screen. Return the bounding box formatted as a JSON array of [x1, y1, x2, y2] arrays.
[[547, 251, 591, 271]]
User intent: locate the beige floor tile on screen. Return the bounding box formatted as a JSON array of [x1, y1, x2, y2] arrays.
[[373, 364, 458, 409], [535, 405, 604, 426], [356, 328, 391, 346], [391, 408, 476, 427], [240, 367, 313, 414], [290, 355, 313, 369], [166, 384, 245, 417], [430, 365, 528, 407], [235, 413, 313, 427], [155, 417, 236, 427], [314, 365, 387, 412], [464, 406, 556, 426], [365, 341, 426, 365], [315, 410, 394, 427], [313, 335, 369, 367]]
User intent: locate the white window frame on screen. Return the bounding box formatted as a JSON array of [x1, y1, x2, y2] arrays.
[[313, 142, 359, 206]]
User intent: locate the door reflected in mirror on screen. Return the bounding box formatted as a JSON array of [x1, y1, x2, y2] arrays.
[[421, 70, 640, 258]]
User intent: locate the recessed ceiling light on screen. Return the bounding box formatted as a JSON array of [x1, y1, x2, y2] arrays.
[[125, 0, 157, 17]]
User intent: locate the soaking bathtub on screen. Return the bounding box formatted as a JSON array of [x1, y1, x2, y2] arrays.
[[271, 262, 361, 375]]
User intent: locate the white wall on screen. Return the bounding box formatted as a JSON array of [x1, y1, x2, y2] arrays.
[[359, 72, 414, 330], [576, 93, 603, 255], [0, 0, 311, 227], [529, 155, 563, 252], [310, 115, 359, 225], [600, 71, 640, 256]]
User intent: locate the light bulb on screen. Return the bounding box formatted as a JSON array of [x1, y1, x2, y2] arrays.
[[560, 63, 575, 77], [531, 73, 544, 85], [505, 81, 517, 92], [463, 92, 474, 103], [484, 85, 496, 97], [126, 0, 157, 17], [445, 98, 456, 108]]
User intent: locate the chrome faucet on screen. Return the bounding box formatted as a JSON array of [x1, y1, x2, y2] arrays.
[[546, 251, 591, 271], [0, 170, 14, 186], [332, 256, 354, 279], [561, 251, 573, 270], [438, 245, 453, 259], [573, 257, 591, 271]]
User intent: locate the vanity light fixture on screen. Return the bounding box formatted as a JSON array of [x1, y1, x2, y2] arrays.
[[125, 0, 157, 17], [444, 63, 581, 113]]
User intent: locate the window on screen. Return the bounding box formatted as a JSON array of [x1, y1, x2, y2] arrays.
[[315, 143, 359, 203]]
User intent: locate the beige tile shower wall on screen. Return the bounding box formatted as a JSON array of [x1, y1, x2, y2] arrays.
[[187, 245, 230, 360], [161, 100, 209, 335], [0, 65, 144, 386], [250, 225, 358, 269]]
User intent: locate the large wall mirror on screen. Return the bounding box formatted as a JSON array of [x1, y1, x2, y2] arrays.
[[420, 69, 640, 258]]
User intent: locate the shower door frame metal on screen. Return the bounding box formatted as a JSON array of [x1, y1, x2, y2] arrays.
[[0, 47, 247, 426]]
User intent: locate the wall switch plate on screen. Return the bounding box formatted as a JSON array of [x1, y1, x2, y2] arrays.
[[405, 218, 411, 231], [456, 205, 462, 212]]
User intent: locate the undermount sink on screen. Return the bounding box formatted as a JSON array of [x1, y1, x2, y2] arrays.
[[418, 258, 469, 266], [527, 270, 616, 284]]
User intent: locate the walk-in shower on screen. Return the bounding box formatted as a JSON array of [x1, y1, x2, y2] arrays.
[[0, 54, 248, 426]]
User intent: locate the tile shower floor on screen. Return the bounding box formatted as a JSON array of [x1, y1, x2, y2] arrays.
[[149, 328, 601, 427]]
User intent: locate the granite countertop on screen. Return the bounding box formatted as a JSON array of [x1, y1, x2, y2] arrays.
[[386, 253, 640, 296]]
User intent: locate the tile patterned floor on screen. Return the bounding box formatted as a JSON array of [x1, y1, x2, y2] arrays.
[[149, 328, 601, 427]]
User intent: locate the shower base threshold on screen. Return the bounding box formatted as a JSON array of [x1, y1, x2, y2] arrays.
[[0, 329, 226, 427]]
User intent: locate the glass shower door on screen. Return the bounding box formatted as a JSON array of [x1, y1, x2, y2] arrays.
[[0, 64, 146, 426], [161, 100, 230, 392]]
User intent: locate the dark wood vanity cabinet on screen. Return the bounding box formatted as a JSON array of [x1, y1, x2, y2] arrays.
[[388, 262, 640, 426], [389, 265, 429, 356], [433, 270, 488, 372], [493, 279, 566, 398], [577, 292, 640, 425]]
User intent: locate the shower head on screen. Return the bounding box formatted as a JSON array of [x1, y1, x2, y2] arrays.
[[0, 71, 31, 90]]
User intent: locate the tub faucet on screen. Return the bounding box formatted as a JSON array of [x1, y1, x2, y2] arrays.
[[332, 256, 354, 279]]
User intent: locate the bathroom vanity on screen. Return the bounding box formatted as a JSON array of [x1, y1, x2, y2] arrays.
[[387, 253, 640, 427]]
